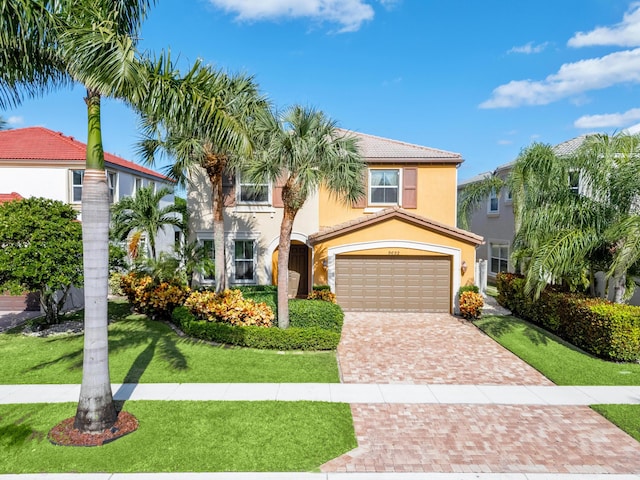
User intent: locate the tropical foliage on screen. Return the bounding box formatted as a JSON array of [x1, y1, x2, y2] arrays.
[[111, 185, 182, 260], [0, 197, 82, 324], [138, 64, 266, 292], [246, 105, 365, 328]]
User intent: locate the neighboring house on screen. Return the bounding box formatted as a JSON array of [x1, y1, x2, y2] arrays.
[[0, 126, 179, 258], [188, 130, 483, 313], [457, 135, 590, 282]]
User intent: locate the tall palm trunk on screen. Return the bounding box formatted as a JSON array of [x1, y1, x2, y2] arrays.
[[277, 205, 297, 329], [74, 90, 117, 432], [203, 155, 227, 293]]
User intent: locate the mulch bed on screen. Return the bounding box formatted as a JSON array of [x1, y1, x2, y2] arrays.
[[48, 411, 138, 447]]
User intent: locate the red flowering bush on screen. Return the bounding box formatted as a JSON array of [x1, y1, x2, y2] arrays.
[[307, 289, 337, 303], [459, 291, 484, 320], [184, 289, 274, 327]]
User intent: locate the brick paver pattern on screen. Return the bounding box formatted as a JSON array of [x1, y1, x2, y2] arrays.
[[338, 312, 553, 385], [324, 312, 640, 474]]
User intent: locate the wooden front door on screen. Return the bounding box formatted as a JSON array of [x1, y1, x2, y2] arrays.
[[289, 244, 309, 298]]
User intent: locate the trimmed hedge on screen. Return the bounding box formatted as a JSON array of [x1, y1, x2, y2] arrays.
[[172, 306, 340, 350], [496, 272, 640, 362], [290, 299, 343, 332]]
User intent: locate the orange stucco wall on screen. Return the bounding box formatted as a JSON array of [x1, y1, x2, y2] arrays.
[[312, 217, 477, 288], [318, 164, 458, 228]]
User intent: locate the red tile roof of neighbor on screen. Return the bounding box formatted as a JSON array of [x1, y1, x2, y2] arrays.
[[0, 192, 23, 203], [0, 126, 171, 181]]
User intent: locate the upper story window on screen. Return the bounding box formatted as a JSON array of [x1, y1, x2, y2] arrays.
[[238, 174, 269, 204], [488, 189, 499, 214], [369, 169, 400, 205], [568, 170, 580, 195], [71, 169, 84, 203], [107, 171, 117, 203]]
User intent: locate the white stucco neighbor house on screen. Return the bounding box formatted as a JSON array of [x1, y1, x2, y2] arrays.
[[0, 126, 179, 311]]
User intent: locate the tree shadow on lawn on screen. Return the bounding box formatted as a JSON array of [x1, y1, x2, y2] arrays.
[[478, 315, 550, 346], [24, 318, 189, 387], [0, 412, 45, 447]]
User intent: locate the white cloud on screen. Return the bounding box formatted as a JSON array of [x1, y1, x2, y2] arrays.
[[7, 116, 23, 125], [480, 48, 640, 109], [497, 139, 512, 145], [574, 108, 640, 128], [208, 0, 375, 32], [569, 3, 640, 47], [508, 41, 549, 54]]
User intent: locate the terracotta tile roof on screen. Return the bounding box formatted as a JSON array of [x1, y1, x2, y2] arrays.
[[337, 129, 463, 164], [309, 207, 483, 246], [0, 192, 23, 203], [0, 126, 171, 181]]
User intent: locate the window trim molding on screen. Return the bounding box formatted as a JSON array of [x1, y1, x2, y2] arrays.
[[70, 169, 84, 204], [232, 238, 258, 284], [236, 173, 271, 206], [368, 168, 402, 206], [487, 188, 499, 214], [489, 242, 509, 275]]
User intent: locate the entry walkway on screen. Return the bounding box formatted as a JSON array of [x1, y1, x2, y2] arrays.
[[1, 383, 640, 405]]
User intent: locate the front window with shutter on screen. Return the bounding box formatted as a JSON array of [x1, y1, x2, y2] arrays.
[[369, 169, 400, 205]]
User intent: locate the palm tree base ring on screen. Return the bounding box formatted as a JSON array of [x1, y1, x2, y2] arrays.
[[48, 411, 138, 447]]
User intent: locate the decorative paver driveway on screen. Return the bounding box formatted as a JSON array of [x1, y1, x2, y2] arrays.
[[337, 312, 552, 385], [323, 312, 640, 474]]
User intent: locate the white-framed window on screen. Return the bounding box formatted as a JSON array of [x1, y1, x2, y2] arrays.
[[488, 189, 499, 214], [568, 170, 580, 195], [490, 243, 509, 275], [369, 169, 400, 205], [107, 171, 117, 203], [201, 239, 215, 281], [233, 239, 256, 283], [505, 188, 512, 204], [71, 169, 84, 203], [134, 177, 142, 195], [237, 174, 270, 204]]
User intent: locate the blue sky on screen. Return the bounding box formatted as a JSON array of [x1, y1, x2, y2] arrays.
[[4, 0, 640, 182]]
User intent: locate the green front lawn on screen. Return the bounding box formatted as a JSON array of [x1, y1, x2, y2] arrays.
[[0, 301, 339, 384], [591, 405, 640, 442], [475, 315, 640, 386], [0, 401, 355, 473]]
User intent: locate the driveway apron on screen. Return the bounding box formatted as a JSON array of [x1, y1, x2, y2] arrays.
[[321, 312, 640, 474]]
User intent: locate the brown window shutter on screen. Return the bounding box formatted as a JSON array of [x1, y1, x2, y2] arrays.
[[222, 172, 236, 207], [352, 170, 368, 208], [272, 175, 286, 208], [402, 167, 417, 209]]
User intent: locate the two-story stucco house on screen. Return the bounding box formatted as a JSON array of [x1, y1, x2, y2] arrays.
[[188, 130, 483, 314], [457, 135, 589, 282], [0, 126, 179, 257]]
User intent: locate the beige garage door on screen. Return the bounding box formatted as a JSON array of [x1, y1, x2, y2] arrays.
[[335, 255, 451, 312]]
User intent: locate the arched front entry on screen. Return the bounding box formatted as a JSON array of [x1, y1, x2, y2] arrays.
[[267, 234, 311, 298]]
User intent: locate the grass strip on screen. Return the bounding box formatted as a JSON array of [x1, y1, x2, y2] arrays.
[[475, 315, 640, 386], [591, 405, 640, 442], [0, 302, 339, 384], [0, 401, 356, 473]]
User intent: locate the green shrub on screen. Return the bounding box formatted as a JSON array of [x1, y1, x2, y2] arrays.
[[457, 285, 479, 297], [496, 272, 640, 361], [312, 285, 331, 291], [290, 299, 343, 332], [171, 306, 339, 350]]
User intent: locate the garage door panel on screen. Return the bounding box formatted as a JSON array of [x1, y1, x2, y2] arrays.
[[335, 255, 451, 312]]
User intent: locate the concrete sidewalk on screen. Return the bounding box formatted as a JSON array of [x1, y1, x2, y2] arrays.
[[1, 382, 640, 405]]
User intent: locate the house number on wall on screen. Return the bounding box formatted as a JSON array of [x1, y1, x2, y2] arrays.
[[388, 250, 400, 255]]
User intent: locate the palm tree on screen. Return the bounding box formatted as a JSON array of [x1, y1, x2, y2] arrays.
[[138, 66, 266, 292], [0, 0, 155, 434], [247, 106, 366, 328], [510, 134, 640, 302], [111, 185, 182, 260]]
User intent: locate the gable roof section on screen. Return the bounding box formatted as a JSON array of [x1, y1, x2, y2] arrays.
[[0, 192, 23, 204], [309, 207, 483, 246], [0, 127, 171, 181], [337, 129, 463, 164]]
